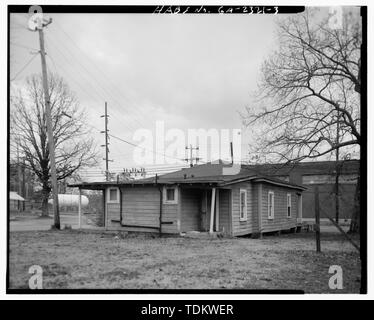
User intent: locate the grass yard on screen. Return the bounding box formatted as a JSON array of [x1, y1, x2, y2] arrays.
[[8, 230, 361, 293]]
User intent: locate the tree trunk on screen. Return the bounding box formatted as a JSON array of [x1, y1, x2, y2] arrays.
[[41, 185, 51, 217], [335, 166, 340, 223], [349, 175, 360, 233]]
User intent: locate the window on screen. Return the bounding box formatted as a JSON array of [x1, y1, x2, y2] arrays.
[[166, 188, 175, 201], [239, 189, 247, 221], [163, 186, 178, 204], [287, 193, 292, 218], [107, 188, 119, 203], [268, 191, 274, 219]]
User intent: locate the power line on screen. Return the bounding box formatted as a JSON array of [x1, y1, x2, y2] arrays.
[[45, 37, 111, 110], [84, 120, 210, 166], [10, 41, 39, 52], [13, 14, 168, 136], [108, 132, 185, 163], [52, 19, 156, 127], [83, 119, 184, 163], [44, 32, 140, 134], [60, 113, 186, 166], [10, 95, 225, 168], [45, 40, 143, 161], [46, 53, 113, 127], [15, 26, 219, 168], [11, 53, 39, 81], [42, 23, 230, 166], [44, 30, 141, 130]]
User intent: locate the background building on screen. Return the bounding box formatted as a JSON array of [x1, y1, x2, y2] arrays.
[[243, 159, 360, 220]]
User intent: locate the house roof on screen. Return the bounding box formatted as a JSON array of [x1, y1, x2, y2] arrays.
[[9, 191, 25, 201], [69, 160, 306, 191]]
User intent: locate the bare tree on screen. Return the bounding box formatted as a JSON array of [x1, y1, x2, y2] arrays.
[[242, 8, 361, 231], [11, 73, 98, 216]]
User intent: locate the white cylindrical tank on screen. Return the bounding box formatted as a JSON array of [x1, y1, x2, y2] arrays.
[[48, 194, 89, 207]]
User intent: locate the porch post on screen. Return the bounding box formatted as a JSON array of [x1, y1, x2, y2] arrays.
[[209, 187, 216, 233], [215, 189, 219, 232], [78, 188, 82, 229]]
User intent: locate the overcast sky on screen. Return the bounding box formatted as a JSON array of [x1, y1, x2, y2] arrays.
[[10, 11, 293, 180]]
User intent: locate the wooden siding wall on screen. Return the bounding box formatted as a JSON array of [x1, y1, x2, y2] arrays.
[[180, 189, 201, 232], [231, 182, 255, 236], [230, 182, 300, 236], [105, 187, 179, 233], [259, 183, 298, 233], [251, 185, 260, 233], [122, 187, 159, 228], [106, 203, 120, 228], [103, 184, 301, 236], [218, 189, 231, 236], [162, 198, 179, 233]]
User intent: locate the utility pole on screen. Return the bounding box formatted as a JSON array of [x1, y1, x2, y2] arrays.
[[101, 102, 113, 181], [31, 16, 60, 228], [185, 145, 200, 167]]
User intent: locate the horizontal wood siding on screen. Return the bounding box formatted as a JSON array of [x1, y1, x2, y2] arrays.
[[231, 182, 255, 236], [180, 189, 201, 232], [252, 185, 259, 233], [121, 187, 178, 234], [161, 201, 178, 233], [260, 183, 298, 232], [218, 189, 231, 235], [107, 203, 120, 227]]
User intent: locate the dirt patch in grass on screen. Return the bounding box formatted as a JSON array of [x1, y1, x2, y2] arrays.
[[8, 229, 361, 292]]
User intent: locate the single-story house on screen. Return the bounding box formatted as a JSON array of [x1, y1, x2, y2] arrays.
[[69, 161, 306, 237]]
